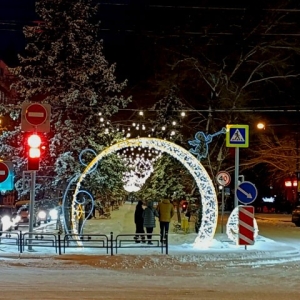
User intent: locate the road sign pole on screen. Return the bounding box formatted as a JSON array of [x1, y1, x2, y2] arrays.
[[221, 187, 225, 233], [234, 147, 239, 207], [28, 170, 36, 251]]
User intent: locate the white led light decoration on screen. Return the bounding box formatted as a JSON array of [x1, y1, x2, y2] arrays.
[[72, 137, 218, 246]]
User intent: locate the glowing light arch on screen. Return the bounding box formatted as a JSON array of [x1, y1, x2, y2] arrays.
[[73, 138, 218, 246]]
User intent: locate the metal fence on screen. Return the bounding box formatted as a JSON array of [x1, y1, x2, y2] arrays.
[[0, 231, 169, 255]]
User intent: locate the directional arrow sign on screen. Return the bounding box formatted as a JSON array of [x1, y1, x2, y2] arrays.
[[235, 181, 257, 205]]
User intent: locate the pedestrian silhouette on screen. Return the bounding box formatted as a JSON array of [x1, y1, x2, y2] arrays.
[[134, 200, 145, 243]]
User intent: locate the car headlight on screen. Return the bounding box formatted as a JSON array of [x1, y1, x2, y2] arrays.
[[49, 209, 58, 219], [1, 215, 12, 231], [38, 211, 47, 219], [1, 215, 11, 224]]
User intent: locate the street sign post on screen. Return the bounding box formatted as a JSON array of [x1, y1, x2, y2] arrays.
[[226, 124, 249, 208], [235, 181, 258, 205], [216, 171, 231, 233], [21, 102, 51, 132]]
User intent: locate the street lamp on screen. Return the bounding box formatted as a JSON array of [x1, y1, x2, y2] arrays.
[[256, 122, 266, 130]]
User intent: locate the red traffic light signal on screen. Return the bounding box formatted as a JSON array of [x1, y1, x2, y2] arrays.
[[27, 134, 41, 171]]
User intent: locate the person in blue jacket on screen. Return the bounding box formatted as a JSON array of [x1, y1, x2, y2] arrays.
[[143, 201, 159, 244]]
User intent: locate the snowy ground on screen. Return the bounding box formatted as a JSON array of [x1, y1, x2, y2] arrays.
[[0, 202, 300, 299]]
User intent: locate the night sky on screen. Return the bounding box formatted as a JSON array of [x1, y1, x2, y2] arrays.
[[2, 0, 298, 67], [0, 0, 37, 65], [1, 0, 300, 110]]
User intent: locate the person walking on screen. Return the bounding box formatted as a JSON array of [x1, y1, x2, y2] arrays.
[[134, 200, 145, 243], [143, 201, 159, 245], [156, 198, 174, 243]]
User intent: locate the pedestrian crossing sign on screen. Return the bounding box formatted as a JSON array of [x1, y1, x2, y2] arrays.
[[226, 124, 249, 148]]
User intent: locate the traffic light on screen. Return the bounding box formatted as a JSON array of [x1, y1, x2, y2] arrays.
[[182, 201, 187, 212], [27, 133, 41, 171]]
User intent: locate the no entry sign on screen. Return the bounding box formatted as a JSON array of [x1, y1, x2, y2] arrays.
[[0, 162, 9, 183], [25, 103, 47, 126], [21, 102, 51, 132]]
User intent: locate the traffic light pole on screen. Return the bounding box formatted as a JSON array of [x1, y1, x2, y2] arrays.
[[28, 170, 36, 251]]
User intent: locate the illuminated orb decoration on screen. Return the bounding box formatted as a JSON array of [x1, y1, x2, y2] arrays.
[[72, 137, 218, 247], [226, 205, 259, 244]]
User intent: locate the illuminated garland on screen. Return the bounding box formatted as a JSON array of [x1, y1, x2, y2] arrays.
[[72, 137, 218, 246]]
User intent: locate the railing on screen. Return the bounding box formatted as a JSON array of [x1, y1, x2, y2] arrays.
[[0, 231, 168, 256], [21, 232, 58, 253], [63, 233, 111, 255], [114, 233, 168, 254], [0, 231, 20, 251]]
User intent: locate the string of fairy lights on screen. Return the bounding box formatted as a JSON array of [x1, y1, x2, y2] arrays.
[[98, 110, 186, 140], [119, 147, 162, 192], [99, 110, 184, 192]]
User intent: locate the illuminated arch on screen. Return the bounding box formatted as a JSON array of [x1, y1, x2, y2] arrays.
[[72, 138, 218, 246]]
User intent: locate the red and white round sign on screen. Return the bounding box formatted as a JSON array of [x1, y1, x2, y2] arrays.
[[216, 171, 231, 186], [0, 162, 9, 183], [25, 103, 47, 126]]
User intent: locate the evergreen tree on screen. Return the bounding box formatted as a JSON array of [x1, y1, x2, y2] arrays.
[[4, 0, 131, 199]]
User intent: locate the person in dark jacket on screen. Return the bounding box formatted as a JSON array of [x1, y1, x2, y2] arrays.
[[134, 200, 145, 243], [143, 201, 159, 244]]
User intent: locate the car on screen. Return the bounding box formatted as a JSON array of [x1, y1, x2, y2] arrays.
[[0, 205, 20, 231], [292, 205, 300, 226], [36, 203, 60, 224], [15, 200, 41, 227], [36, 208, 52, 224]]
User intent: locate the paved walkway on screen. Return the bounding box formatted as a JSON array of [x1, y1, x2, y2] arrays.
[[84, 201, 197, 245]]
